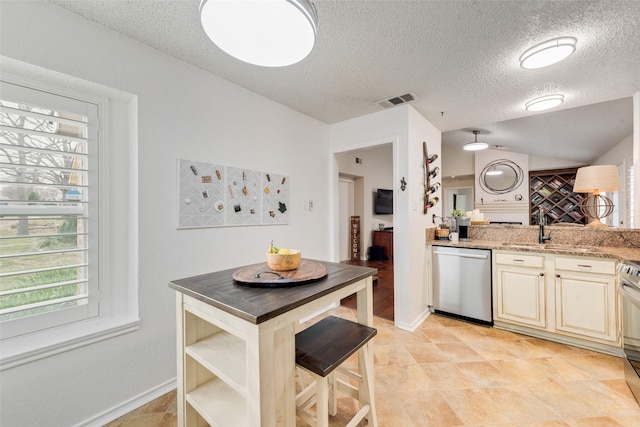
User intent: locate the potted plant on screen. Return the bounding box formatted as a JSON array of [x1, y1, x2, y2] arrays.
[[449, 209, 465, 233]]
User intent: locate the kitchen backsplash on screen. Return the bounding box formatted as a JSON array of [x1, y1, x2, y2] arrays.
[[468, 224, 640, 248]]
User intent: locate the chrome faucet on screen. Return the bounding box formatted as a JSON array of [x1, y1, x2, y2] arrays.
[[538, 207, 551, 244]]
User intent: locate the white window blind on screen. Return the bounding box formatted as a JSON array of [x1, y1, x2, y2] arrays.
[[0, 81, 99, 339]]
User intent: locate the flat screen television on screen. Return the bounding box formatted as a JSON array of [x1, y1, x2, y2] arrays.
[[375, 189, 393, 215]]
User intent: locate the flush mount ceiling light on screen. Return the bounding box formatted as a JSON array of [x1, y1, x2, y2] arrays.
[[520, 37, 577, 69], [463, 130, 489, 151], [525, 94, 564, 112], [199, 0, 318, 67]]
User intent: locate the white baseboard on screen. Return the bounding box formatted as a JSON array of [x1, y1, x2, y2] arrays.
[[395, 308, 431, 332], [74, 378, 177, 427]]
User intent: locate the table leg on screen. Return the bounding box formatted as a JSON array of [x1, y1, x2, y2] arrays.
[[356, 275, 374, 326], [356, 276, 376, 425]]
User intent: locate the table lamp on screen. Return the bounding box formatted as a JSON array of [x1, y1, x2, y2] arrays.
[[572, 165, 621, 228]]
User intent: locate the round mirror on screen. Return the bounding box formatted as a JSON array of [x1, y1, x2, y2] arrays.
[[479, 159, 524, 194]]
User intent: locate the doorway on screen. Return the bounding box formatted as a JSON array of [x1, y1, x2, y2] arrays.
[[335, 144, 394, 320], [444, 186, 474, 217], [338, 177, 355, 261]]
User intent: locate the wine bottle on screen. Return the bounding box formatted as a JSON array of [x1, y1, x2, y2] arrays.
[[428, 166, 440, 178], [427, 154, 438, 164], [426, 182, 441, 195], [426, 196, 439, 208]]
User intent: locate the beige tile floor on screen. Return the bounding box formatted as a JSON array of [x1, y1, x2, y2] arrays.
[[106, 308, 640, 426]]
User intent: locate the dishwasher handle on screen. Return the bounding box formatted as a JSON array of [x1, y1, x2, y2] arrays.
[[619, 281, 640, 308], [432, 250, 489, 260]]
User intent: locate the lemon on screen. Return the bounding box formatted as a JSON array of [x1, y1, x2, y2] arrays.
[[278, 248, 290, 255]]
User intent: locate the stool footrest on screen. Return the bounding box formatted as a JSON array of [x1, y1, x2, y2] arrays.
[[345, 404, 370, 427], [336, 378, 359, 400]]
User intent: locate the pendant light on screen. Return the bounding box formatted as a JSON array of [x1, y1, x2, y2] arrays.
[[200, 0, 318, 67], [485, 166, 503, 176], [463, 130, 488, 151]]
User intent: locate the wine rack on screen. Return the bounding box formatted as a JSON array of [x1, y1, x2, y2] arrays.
[[529, 168, 586, 225], [423, 141, 439, 213]]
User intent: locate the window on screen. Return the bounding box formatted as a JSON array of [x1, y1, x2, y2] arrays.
[[0, 81, 99, 339], [0, 69, 138, 370]]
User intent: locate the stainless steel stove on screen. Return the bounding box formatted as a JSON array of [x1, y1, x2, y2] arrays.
[[619, 259, 640, 405]]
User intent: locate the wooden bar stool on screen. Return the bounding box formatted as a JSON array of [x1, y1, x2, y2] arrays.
[[295, 315, 378, 427]]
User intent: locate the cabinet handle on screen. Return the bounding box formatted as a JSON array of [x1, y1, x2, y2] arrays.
[[539, 272, 544, 276], [556, 274, 560, 278], [578, 264, 592, 269], [512, 259, 525, 263]]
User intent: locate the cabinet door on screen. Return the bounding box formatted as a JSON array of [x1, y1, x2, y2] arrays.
[[554, 272, 618, 343], [495, 266, 546, 328]]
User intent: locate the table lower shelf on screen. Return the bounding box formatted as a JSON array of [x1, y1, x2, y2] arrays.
[[187, 378, 247, 427]]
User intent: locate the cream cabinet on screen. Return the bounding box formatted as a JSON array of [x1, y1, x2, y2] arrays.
[[493, 251, 620, 349], [554, 256, 618, 343], [494, 253, 547, 329]]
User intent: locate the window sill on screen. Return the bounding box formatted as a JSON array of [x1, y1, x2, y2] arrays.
[[0, 315, 141, 371]]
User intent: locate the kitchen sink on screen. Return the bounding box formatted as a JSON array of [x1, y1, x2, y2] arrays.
[[501, 243, 545, 250], [543, 244, 600, 253], [501, 242, 599, 253]]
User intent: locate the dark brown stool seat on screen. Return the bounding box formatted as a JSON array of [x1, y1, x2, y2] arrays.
[[295, 316, 378, 427]]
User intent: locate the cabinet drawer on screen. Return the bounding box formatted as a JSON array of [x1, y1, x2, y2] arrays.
[[495, 252, 544, 268], [555, 256, 616, 275]]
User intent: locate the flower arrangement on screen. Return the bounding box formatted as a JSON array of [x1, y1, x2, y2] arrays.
[[451, 209, 465, 217]]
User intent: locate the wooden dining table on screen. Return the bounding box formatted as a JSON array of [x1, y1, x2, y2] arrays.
[[169, 259, 377, 427]]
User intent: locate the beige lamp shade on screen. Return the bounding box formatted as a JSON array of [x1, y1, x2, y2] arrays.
[[573, 165, 621, 194]]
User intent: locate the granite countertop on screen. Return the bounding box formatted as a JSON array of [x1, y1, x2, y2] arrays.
[[427, 239, 640, 261], [426, 224, 640, 262]]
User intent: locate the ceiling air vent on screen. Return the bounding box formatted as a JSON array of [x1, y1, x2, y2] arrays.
[[375, 92, 419, 109]]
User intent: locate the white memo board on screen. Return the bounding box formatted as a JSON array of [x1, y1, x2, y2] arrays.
[[177, 158, 289, 228]]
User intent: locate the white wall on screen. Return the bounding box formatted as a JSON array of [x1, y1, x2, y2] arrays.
[[442, 143, 586, 176], [593, 134, 633, 166], [0, 2, 330, 426], [474, 149, 529, 224], [406, 106, 442, 328], [329, 105, 441, 330], [529, 154, 586, 171], [474, 149, 528, 204], [634, 92, 640, 229], [442, 140, 474, 177]]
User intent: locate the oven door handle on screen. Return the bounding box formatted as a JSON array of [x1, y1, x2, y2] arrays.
[[619, 281, 640, 307]]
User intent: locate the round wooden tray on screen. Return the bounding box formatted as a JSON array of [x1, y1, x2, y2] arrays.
[[232, 259, 328, 287]]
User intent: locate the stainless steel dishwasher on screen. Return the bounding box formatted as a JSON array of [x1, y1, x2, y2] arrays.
[[432, 246, 492, 325]]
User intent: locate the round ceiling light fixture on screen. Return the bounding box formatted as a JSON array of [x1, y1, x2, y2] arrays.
[[200, 0, 318, 67], [519, 37, 577, 69], [463, 130, 489, 151], [525, 94, 565, 112]]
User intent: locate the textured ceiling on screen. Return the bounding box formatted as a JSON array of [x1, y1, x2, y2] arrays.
[[47, 0, 640, 162]]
